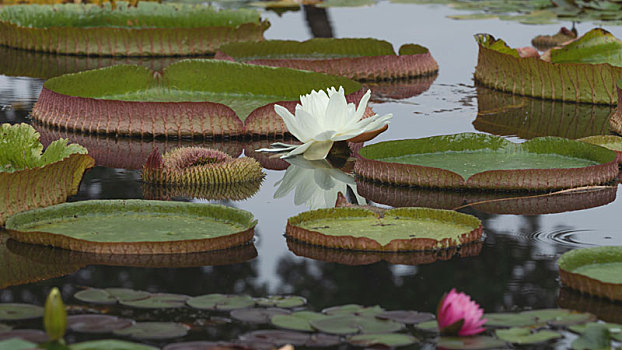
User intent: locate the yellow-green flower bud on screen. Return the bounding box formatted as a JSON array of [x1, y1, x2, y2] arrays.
[[44, 287, 67, 341]]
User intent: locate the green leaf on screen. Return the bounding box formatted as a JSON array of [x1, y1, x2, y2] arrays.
[[495, 327, 562, 344], [348, 333, 418, 346], [310, 314, 403, 335], [271, 311, 329, 332], [437, 336, 507, 349], [0, 303, 43, 321], [113, 322, 189, 340], [551, 28, 622, 66], [187, 294, 255, 310], [255, 296, 307, 308], [571, 322, 622, 342]]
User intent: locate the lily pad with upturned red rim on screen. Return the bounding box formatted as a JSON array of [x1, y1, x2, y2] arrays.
[[215, 38, 438, 81], [579, 135, 622, 163], [558, 246, 622, 302], [32, 59, 371, 138], [355, 133, 618, 191], [5, 200, 257, 255], [286, 207, 482, 252]]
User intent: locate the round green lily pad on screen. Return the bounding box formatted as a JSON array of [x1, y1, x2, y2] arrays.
[[0, 338, 38, 350], [113, 322, 189, 340], [254, 296, 306, 308], [68, 315, 134, 333], [286, 207, 482, 251], [579, 135, 622, 163], [495, 327, 562, 344], [0, 329, 47, 343], [74, 288, 150, 305], [570, 322, 622, 342], [271, 311, 330, 332], [187, 294, 255, 311], [376, 310, 435, 324], [215, 38, 438, 81], [5, 200, 256, 254], [309, 314, 403, 335], [230, 307, 290, 324], [348, 333, 418, 347], [32, 60, 363, 138], [70, 339, 159, 350], [485, 309, 595, 328], [0, 3, 268, 56], [355, 133, 618, 190], [558, 246, 622, 301], [120, 293, 190, 309], [0, 304, 43, 321], [322, 304, 385, 316]]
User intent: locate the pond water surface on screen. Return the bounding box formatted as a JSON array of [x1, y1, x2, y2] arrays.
[[1, 1, 622, 347]]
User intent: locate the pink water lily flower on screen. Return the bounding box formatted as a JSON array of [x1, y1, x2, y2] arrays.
[[437, 289, 487, 336]]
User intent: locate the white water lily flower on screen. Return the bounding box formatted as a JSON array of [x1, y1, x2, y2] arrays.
[[257, 86, 392, 160], [274, 156, 366, 209]]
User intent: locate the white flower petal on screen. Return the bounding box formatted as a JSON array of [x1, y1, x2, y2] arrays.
[[302, 141, 334, 160], [275, 104, 305, 141], [324, 87, 349, 130], [281, 141, 314, 158], [354, 90, 372, 121]]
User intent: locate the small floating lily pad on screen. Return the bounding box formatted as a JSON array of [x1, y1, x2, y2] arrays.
[[570, 322, 622, 342], [0, 304, 43, 321], [271, 311, 330, 332], [5, 200, 257, 254], [287, 207, 482, 251], [322, 304, 385, 316], [485, 309, 595, 328], [70, 339, 158, 350], [0, 338, 38, 350], [238, 330, 340, 347], [120, 294, 190, 309], [230, 307, 290, 323], [309, 314, 403, 335], [187, 294, 255, 311], [113, 322, 189, 340], [495, 327, 562, 344], [255, 296, 306, 308], [414, 320, 438, 332], [0, 329, 47, 343], [348, 333, 418, 347], [355, 133, 618, 190], [216, 38, 438, 80], [32, 60, 363, 138], [0, 2, 269, 56], [558, 246, 622, 301], [68, 314, 134, 333], [74, 288, 150, 305], [376, 310, 435, 324], [438, 336, 508, 350], [571, 323, 611, 350], [579, 135, 622, 163]]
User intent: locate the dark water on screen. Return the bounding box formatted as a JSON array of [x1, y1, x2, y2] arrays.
[[1, 2, 622, 345]]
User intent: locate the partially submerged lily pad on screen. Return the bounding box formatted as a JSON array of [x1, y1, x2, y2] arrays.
[[579, 135, 622, 163], [495, 327, 562, 344], [558, 246, 622, 301], [354, 133, 618, 191], [474, 29, 622, 104], [286, 206, 482, 251], [5, 200, 257, 254], [0, 123, 94, 226], [0, 2, 269, 56], [215, 38, 438, 80], [32, 59, 365, 138], [531, 27, 577, 51]]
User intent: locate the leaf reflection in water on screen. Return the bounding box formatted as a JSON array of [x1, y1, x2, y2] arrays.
[[273, 156, 365, 209]]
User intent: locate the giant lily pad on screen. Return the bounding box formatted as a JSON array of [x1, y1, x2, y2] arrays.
[[558, 287, 622, 324], [215, 38, 438, 80], [474, 29, 622, 104], [0, 123, 94, 226], [558, 246, 622, 301], [286, 206, 482, 251], [579, 135, 622, 163], [608, 81, 622, 135], [5, 200, 257, 254], [354, 133, 618, 191], [31, 59, 365, 138], [356, 179, 617, 215], [0, 2, 269, 56], [473, 86, 613, 140]]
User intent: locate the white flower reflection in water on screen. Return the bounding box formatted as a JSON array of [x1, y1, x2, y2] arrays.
[[273, 156, 365, 210]]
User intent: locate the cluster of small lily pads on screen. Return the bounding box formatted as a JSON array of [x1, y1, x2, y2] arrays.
[[0, 287, 621, 349]]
